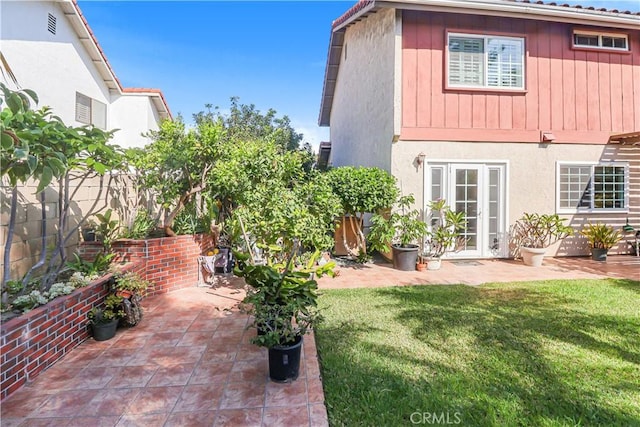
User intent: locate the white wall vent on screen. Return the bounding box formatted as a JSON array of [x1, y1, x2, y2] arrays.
[[48, 13, 56, 35]]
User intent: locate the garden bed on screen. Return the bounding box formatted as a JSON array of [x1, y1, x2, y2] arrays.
[[1, 233, 218, 400], [0, 263, 141, 400]]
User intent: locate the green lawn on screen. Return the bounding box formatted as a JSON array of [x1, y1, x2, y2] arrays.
[[315, 279, 640, 426]]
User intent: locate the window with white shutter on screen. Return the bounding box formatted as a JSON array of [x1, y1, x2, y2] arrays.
[[75, 93, 91, 124], [92, 100, 107, 129], [75, 92, 107, 129], [447, 33, 524, 90]]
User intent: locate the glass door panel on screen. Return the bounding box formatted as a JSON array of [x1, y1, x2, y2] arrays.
[[452, 165, 482, 256]]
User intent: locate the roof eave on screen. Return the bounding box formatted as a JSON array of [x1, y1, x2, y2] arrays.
[[59, 0, 172, 120]]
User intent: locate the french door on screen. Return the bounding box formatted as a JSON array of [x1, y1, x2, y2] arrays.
[[427, 162, 507, 258]]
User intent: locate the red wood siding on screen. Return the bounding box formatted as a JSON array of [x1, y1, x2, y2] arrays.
[[401, 11, 640, 143]]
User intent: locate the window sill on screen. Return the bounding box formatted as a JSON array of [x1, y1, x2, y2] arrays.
[[445, 85, 527, 95], [557, 208, 629, 215], [571, 46, 631, 55]]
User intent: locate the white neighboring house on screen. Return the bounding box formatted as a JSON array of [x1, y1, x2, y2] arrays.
[[1, 0, 171, 148]]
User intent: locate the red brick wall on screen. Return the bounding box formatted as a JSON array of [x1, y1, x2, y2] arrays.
[[111, 234, 215, 296], [1, 234, 213, 401], [0, 270, 128, 401]]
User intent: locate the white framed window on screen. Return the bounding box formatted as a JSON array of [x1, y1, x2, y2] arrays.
[[447, 33, 525, 90], [75, 92, 107, 129], [573, 30, 629, 52], [557, 162, 628, 213]]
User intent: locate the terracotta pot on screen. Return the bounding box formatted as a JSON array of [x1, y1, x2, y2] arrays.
[[416, 263, 427, 271]]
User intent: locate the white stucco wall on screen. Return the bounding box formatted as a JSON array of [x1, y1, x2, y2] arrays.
[[1, 1, 111, 124], [392, 141, 639, 256], [329, 8, 397, 171], [110, 95, 161, 148], [1, 1, 162, 148]]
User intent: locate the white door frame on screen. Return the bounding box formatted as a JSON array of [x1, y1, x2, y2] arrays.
[[424, 160, 509, 258]]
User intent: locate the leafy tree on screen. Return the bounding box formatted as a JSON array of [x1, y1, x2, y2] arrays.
[[1, 84, 121, 299], [195, 97, 304, 152], [132, 98, 312, 234], [215, 139, 339, 259], [326, 166, 399, 257], [129, 117, 223, 233]]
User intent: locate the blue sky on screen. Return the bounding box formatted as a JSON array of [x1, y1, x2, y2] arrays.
[[78, 0, 639, 150]]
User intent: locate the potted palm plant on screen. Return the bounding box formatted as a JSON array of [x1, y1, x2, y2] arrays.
[[422, 199, 466, 270], [511, 213, 574, 266], [236, 248, 334, 382], [580, 223, 621, 262], [369, 194, 427, 271]]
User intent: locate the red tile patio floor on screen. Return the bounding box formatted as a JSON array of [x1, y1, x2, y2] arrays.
[[2, 255, 637, 426], [1, 276, 327, 427]]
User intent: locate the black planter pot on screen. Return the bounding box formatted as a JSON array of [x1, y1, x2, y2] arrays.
[[591, 248, 608, 262], [81, 229, 96, 242], [391, 244, 419, 271], [268, 335, 303, 382], [91, 319, 118, 341]]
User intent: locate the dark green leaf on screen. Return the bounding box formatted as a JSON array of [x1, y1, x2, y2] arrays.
[[36, 165, 53, 193]]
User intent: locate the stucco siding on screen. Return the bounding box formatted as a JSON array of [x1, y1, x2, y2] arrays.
[[392, 141, 639, 256], [110, 95, 161, 148], [1, 1, 164, 149], [1, 1, 111, 125], [329, 8, 397, 171]]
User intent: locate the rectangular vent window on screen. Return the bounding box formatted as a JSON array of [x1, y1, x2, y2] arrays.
[[573, 31, 628, 51], [48, 13, 56, 35]]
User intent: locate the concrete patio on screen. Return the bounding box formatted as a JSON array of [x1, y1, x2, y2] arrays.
[[1, 255, 637, 426], [318, 255, 639, 288]]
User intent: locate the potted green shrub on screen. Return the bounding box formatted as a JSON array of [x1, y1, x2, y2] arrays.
[[511, 213, 574, 267], [113, 272, 150, 326], [88, 294, 124, 341], [422, 199, 466, 270], [369, 195, 427, 271], [236, 249, 334, 382], [327, 167, 399, 259], [580, 223, 622, 262], [80, 219, 97, 242]]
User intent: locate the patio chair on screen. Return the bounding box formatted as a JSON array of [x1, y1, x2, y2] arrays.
[[623, 218, 639, 257]]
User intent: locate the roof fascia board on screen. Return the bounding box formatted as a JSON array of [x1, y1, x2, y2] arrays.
[[61, 0, 123, 94], [374, 0, 640, 30], [332, 1, 379, 32], [58, 0, 172, 118]]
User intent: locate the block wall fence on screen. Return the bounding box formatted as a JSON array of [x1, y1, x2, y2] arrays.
[[1, 233, 216, 401], [0, 174, 148, 281]]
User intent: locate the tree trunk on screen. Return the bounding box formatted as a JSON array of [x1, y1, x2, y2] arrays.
[[21, 191, 47, 287], [2, 186, 18, 304]]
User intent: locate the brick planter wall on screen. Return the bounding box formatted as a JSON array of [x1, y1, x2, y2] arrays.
[[0, 265, 137, 401], [1, 234, 213, 401], [111, 234, 215, 297]]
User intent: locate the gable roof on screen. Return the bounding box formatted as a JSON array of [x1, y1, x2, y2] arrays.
[[319, 0, 640, 126], [60, 0, 171, 120]]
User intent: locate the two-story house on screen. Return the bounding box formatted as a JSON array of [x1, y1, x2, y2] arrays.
[[319, 0, 640, 258], [1, 0, 171, 148]]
